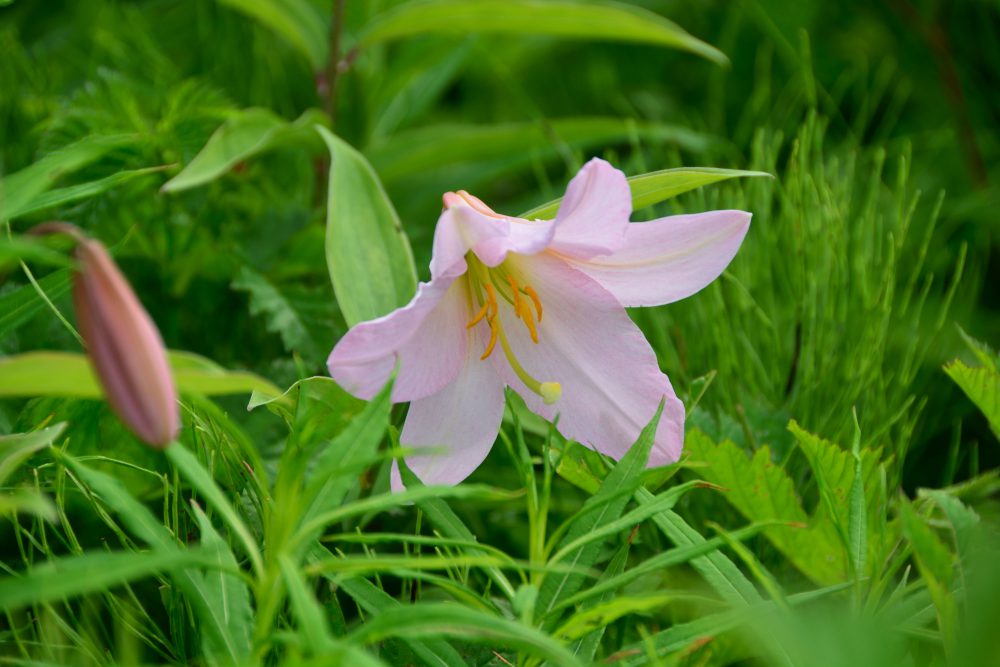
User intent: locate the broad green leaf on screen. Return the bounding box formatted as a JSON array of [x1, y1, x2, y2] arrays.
[[13, 166, 167, 218], [0, 549, 217, 612], [0, 134, 134, 221], [347, 602, 583, 667], [216, 0, 327, 69], [535, 402, 663, 624], [161, 108, 325, 192], [0, 351, 280, 398], [319, 126, 417, 326], [334, 572, 468, 667], [191, 504, 254, 661], [0, 269, 71, 339], [368, 118, 710, 186], [944, 359, 1000, 440], [60, 454, 250, 664], [0, 423, 67, 486], [919, 489, 980, 564], [636, 488, 762, 606], [359, 0, 727, 65], [685, 429, 845, 585], [522, 166, 772, 219]]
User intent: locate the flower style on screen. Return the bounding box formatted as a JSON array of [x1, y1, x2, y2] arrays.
[[328, 159, 750, 487]]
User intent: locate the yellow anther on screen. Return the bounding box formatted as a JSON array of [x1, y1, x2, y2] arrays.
[[517, 299, 539, 344], [523, 285, 543, 322], [467, 302, 489, 329], [507, 274, 523, 318], [485, 283, 498, 316], [480, 321, 499, 360]]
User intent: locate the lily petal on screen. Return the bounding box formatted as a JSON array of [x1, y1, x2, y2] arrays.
[[550, 158, 631, 259], [431, 202, 556, 277], [492, 253, 685, 466], [392, 334, 506, 489], [327, 277, 469, 402], [566, 210, 752, 307]]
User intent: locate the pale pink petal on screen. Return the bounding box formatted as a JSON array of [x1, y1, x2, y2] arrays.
[[431, 202, 555, 276], [490, 253, 685, 466], [391, 336, 506, 489], [549, 158, 632, 259], [327, 277, 469, 403], [566, 210, 751, 307]]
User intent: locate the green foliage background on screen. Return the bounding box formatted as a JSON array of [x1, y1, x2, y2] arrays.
[[0, 1, 998, 665]]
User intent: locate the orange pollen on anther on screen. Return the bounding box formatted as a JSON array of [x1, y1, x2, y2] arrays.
[[480, 322, 499, 360], [466, 302, 489, 329], [517, 299, 539, 344], [507, 275, 523, 319], [524, 285, 543, 322]]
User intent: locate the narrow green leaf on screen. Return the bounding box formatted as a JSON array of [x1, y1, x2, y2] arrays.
[[191, 504, 254, 660], [0, 236, 74, 272], [216, 0, 327, 69], [522, 166, 772, 219], [0, 549, 216, 612], [0, 269, 71, 339], [570, 541, 629, 661], [161, 108, 324, 192], [0, 423, 67, 486], [13, 166, 167, 217], [59, 454, 250, 665], [319, 126, 417, 326], [0, 351, 280, 399], [847, 412, 867, 580], [369, 118, 710, 187], [636, 488, 762, 606], [899, 497, 957, 648], [348, 602, 583, 667], [399, 459, 518, 601], [165, 444, 264, 575], [1, 134, 134, 220], [359, 0, 727, 65], [536, 401, 663, 623], [279, 554, 335, 654], [333, 570, 468, 667]]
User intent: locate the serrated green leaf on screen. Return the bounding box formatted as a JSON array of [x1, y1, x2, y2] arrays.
[[523, 166, 772, 219], [359, 0, 727, 65], [216, 0, 327, 69], [319, 126, 417, 326], [232, 265, 318, 361], [944, 360, 1000, 440], [899, 497, 957, 649], [685, 429, 845, 584], [0, 351, 280, 398], [161, 108, 324, 192]]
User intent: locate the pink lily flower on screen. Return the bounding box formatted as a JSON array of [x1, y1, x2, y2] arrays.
[[328, 159, 751, 487]]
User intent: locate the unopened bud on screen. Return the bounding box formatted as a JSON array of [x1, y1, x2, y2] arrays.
[[32, 223, 179, 447]]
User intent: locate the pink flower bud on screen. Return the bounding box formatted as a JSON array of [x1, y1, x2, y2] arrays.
[[71, 236, 179, 448]]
